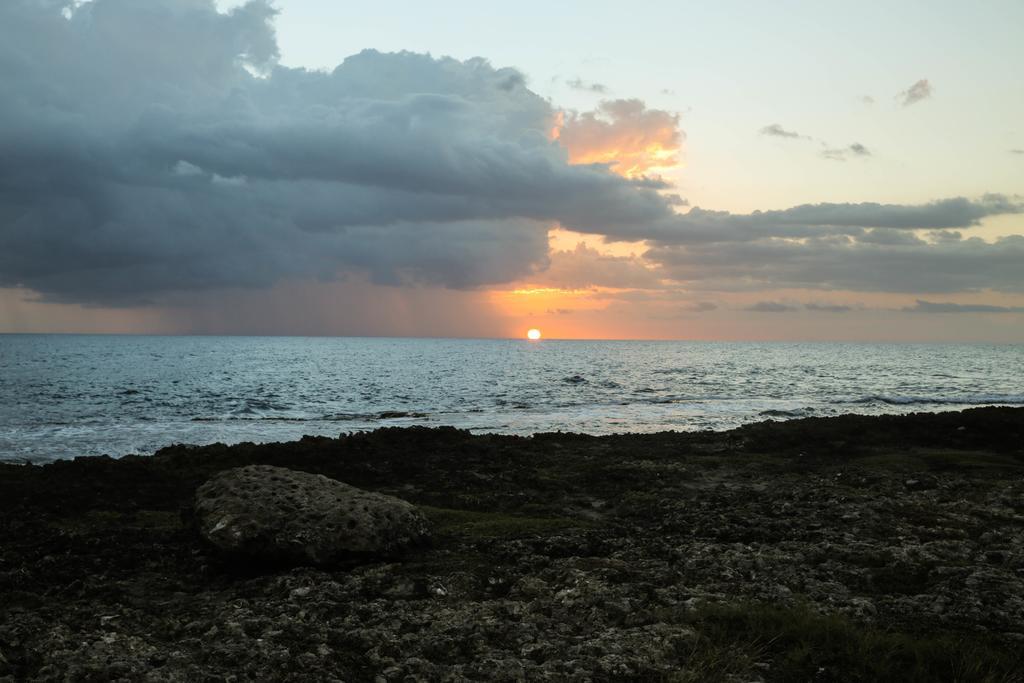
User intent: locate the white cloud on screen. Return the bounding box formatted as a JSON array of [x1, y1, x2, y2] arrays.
[[557, 99, 683, 177]]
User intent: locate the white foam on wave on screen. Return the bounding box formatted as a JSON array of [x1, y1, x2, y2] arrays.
[[844, 394, 1024, 406]]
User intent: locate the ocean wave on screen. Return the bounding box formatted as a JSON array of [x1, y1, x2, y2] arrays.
[[841, 394, 1024, 407], [191, 410, 430, 423], [759, 408, 818, 418], [191, 416, 313, 422], [374, 411, 429, 419]]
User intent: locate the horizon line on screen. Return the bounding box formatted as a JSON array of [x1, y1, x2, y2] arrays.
[[0, 332, 1019, 345]]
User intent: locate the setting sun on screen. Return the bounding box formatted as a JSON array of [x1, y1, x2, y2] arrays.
[[527, 328, 542, 340]]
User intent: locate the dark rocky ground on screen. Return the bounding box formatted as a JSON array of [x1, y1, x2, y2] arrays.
[[1, 407, 1023, 682]]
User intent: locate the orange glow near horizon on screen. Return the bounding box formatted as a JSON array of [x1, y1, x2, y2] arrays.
[[486, 231, 668, 339], [489, 283, 628, 340], [527, 328, 541, 340]]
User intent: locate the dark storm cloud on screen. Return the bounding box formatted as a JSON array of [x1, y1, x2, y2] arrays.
[[929, 230, 964, 243], [615, 195, 1022, 245], [0, 0, 676, 305], [903, 300, 1024, 314], [858, 229, 926, 246], [2, 1, 1020, 309], [898, 79, 932, 106], [647, 234, 1024, 294]]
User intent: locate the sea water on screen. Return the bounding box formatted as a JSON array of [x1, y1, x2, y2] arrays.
[[1, 334, 1021, 463]]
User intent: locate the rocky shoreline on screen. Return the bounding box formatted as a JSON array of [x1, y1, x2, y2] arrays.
[[1, 407, 1023, 681]]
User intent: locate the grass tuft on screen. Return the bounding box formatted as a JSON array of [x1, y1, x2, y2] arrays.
[[684, 601, 1022, 682], [420, 506, 588, 538]]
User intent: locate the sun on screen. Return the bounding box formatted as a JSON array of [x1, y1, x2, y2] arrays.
[[527, 328, 542, 340]]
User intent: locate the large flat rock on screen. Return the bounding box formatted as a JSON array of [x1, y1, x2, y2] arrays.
[[193, 464, 430, 566]]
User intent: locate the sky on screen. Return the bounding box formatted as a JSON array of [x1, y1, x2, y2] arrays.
[[1, 0, 1022, 341]]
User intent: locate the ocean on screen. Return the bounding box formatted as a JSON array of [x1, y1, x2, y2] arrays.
[[1, 334, 1021, 463]]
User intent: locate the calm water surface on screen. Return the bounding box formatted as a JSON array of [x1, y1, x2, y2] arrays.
[[1, 335, 1021, 462]]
